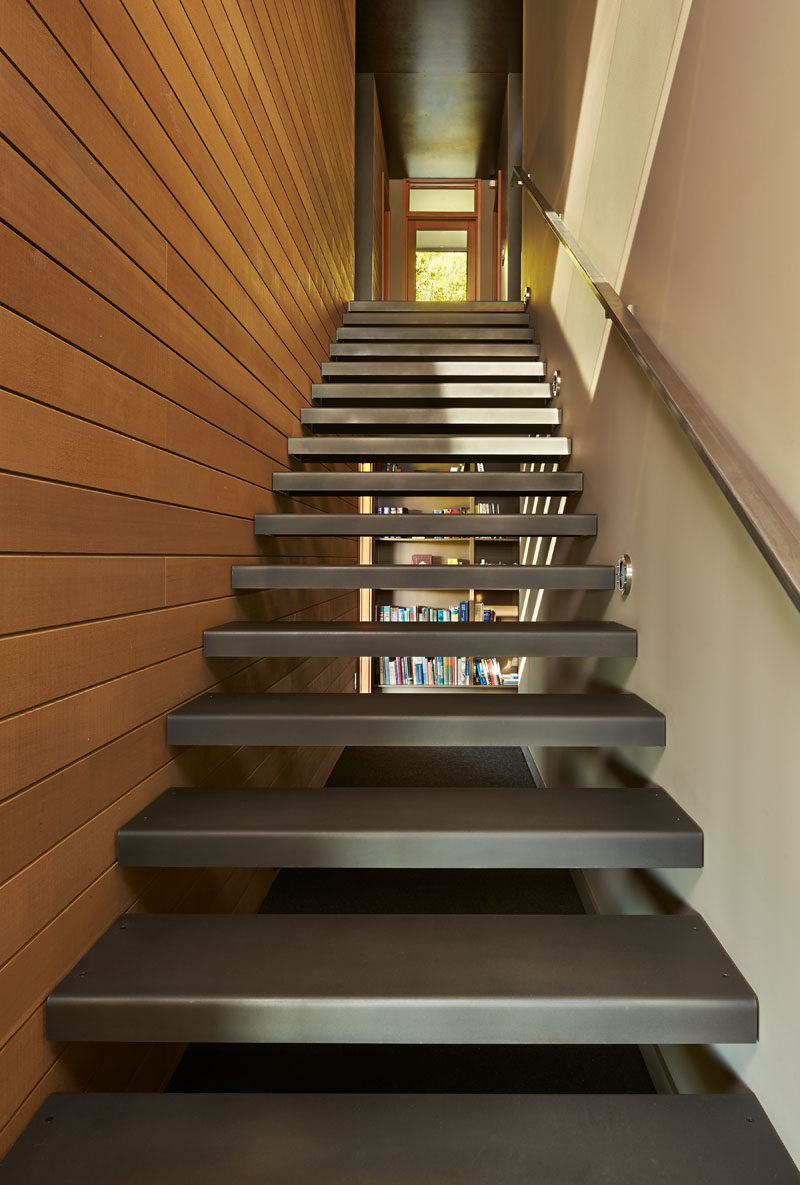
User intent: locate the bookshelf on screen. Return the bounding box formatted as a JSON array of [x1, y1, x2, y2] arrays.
[[367, 464, 521, 692]]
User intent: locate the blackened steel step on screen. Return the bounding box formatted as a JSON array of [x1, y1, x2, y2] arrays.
[[202, 620, 636, 658], [272, 470, 582, 496], [117, 785, 702, 869], [311, 381, 552, 403], [166, 692, 665, 748], [321, 360, 546, 378], [253, 513, 594, 536], [287, 436, 569, 461], [46, 913, 754, 1044], [4, 1093, 794, 1185], [336, 326, 534, 341], [347, 300, 527, 312], [329, 343, 541, 359], [344, 309, 530, 325], [231, 564, 614, 591], [301, 407, 561, 430]]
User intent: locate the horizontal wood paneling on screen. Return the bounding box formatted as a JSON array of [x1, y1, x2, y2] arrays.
[[0, 472, 359, 556], [0, 0, 355, 1152], [0, 592, 356, 719]]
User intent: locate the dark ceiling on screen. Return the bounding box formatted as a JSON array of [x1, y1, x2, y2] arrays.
[[357, 0, 523, 179]]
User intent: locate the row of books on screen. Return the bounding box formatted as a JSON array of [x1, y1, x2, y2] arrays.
[[376, 603, 470, 622], [377, 656, 471, 686], [376, 604, 499, 623], [375, 656, 518, 688], [375, 506, 471, 515], [376, 506, 501, 515]]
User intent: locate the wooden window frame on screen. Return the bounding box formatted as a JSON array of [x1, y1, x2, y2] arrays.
[[405, 219, 477, 301], [402, 179, 481, 300]]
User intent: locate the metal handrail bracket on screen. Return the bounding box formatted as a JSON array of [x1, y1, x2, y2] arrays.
[[514, 166, 800, 612]]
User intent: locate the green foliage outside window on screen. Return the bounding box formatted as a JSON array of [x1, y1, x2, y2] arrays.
[[415, 250, 468, 302]]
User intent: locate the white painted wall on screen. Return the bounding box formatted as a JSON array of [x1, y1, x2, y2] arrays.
[[522, 0, 800, 1163]]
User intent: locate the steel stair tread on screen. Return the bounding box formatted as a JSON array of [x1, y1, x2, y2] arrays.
[[336, 326, 534, 340], [10, 1092, 795, 1185], [166, 692, 665, 748], [254, 512, 594, 536], [288, 437, 570, 460], [272, 470, 583, 495], [203, 620, 636, 658], [231, 563, 614, 590], [344, 309, 530, 325], [329, 343, 541, 359], [46, 912, 754, 1044], [301, 407, 561, 428], [321, 360, 546, 377], [311, 381, 552, 402], [347, 300, 527, 312], [116, 785, 701, 869]]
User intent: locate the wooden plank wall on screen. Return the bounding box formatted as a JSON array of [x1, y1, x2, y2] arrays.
[[371, 83, 389, 298], [0, 0, 356, 1155]]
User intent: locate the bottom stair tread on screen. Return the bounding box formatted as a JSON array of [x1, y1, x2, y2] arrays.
[[2, 1092, 797, 1184], [46, 912, 756, 1045]]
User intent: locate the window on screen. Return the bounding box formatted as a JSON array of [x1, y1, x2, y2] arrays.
[[403, 181, 480, 301]]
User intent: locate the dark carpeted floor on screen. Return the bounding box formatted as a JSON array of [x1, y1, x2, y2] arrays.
[[326, 744, 535, 787], [167, 746, 655, 1095]]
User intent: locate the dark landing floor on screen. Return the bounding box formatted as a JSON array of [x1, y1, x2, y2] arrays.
[[167, 747, 655, 1094], [326, 744, 535, 788]]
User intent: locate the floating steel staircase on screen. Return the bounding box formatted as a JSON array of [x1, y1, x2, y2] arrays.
[[3, 301, 797, 1182]]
